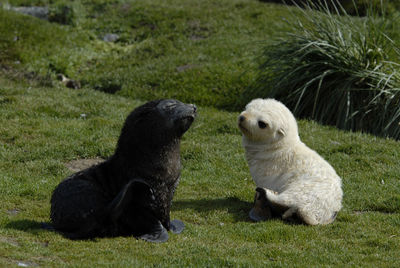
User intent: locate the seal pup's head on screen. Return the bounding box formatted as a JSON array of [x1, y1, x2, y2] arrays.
[[238, 98, 299, 145], [155, 99, 197, 137], [116, 99, 197, 154]]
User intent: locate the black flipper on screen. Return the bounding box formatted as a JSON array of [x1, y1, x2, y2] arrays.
[[139, 221, 169, 243], [249, 188, 272, 222], [105, 178, 154, 222], [105, 178, 171, 242], [170, 219, 185, 234]]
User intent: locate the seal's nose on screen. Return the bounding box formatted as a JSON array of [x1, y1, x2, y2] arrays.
[[191, 104, 197, 113]]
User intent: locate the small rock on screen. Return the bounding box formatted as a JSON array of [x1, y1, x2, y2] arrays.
[[40, 241, 49, 247], [176, 64, 198, 73], [103, 33, 119, 42], [190, 35, 205, 41], [11, 6, 49, 20], [65, 79, 81, 89], [56, 74, 65, 81], [57, 74, 81, 89], [120, 3, 131, 12], [65, 158, 104, 172], [0, 237, 20, 247], [7, 209, 20, 215], [17, 261, 38, 267]]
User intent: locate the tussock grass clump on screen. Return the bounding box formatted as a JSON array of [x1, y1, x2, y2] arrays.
[[259, 0, 400, 16], [248, 0, 400, 139]]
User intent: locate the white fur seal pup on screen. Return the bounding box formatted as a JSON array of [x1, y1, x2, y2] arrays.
[[238, 98, 342, 225]]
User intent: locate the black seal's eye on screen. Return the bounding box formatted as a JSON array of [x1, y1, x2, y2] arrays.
[[164, 102, 177, 111], [258, 121, 267, 129]]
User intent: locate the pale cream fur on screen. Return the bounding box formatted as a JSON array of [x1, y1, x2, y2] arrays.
[[239, 98, 343, 225]]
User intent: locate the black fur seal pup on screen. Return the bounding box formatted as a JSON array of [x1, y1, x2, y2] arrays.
[[49, 99, 197, 242]]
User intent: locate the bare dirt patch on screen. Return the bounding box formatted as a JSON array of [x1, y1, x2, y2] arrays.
[[64, 158, 104, 172], [0, 237, 20, 247]]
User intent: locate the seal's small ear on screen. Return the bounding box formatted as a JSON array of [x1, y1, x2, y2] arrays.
[[277, 127, 286, 137]]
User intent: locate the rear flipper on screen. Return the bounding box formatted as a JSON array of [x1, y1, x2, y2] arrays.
[[256, 187, 311, 225], [250, 187, 299, 222], [249, 188, 272, 222]]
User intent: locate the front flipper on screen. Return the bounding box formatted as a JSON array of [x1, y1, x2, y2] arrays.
[[139, 221, 169, 243], [170, 219, 185, 234], [105, 178, 154, 222], [140, 219, 184, 242], [105, 178, 171, 242]]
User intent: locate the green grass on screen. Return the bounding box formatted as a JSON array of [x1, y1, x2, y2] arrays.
[[0, 0, 400, 266], [1, 74, 399, 267], [1, 0, 295, 110]]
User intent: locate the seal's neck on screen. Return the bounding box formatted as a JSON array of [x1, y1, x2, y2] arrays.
[[113, 138, 181, 177], [242, 134, 301, 162]]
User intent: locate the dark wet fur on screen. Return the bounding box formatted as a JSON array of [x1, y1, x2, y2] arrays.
[[48, 99, 196, 241]]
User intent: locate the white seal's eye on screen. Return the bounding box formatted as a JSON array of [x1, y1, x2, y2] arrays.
[[258, 121, 267, 129]]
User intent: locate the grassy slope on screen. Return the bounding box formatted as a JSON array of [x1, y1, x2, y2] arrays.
[[1, 0, 294, 110], [0, 77, 399, 267], [0, 0, 399, 267]]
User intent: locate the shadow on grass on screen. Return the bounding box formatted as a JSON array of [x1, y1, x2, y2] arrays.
[[5, 219, 50, 234], [5, 197, 255, 235], [173, 197, 309, 225], [173, 197, 253, 222]]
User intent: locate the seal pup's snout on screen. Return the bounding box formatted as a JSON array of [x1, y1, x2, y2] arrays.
[[158, 99, 197, 121], [159, 100, 197, 136], [190, 104, 197, 115], [186, 103, 197, 120], [181, 103, 197, 125], [173, 102, 197, 118], [238, 113, 250, 135]]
